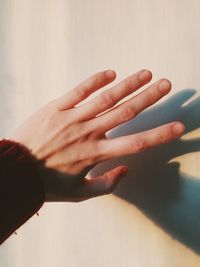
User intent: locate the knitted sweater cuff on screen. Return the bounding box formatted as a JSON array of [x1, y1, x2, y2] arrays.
[[0, 139, 45, 245]]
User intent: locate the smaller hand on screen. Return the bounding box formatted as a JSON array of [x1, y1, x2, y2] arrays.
[[10, 69, 185, 202]]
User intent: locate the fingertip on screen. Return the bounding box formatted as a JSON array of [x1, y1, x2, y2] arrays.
[[114, 166, 128, 182], [119, 166, 128, 175], [172, 122, 185, 136], [108, 166, 128, 185], [105, 70, 116, 80], [145, 69, 153, 79], [158, 78, 172, 94], [138, 69, 152, 82]]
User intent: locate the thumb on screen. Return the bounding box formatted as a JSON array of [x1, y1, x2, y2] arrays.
[[74, 165, 128, 201]]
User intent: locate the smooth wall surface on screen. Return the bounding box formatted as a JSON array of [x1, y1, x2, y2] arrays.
[[0, 0, 200, 266]]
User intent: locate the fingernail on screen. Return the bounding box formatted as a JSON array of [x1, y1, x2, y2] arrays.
[[105, 70, 115, 79], [158, 79, 171, 93], [138, 70, 151, 82], [172, 123, 185, 136]]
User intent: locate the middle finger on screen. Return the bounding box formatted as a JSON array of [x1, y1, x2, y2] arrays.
[[74, 69, 152, 121], [89, 78, 172, 134]]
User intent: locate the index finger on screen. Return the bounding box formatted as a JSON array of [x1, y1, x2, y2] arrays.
[[98, 122, 185, 161]]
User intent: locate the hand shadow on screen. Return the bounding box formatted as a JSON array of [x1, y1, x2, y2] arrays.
[[89, 88, 200, 255]]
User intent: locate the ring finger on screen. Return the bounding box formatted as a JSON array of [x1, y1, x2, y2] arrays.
[[75, 69, 152, 121], [89, 78, 172, 134]]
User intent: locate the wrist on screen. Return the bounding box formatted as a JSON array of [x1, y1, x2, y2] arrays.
[[0, 138, 46, 201]]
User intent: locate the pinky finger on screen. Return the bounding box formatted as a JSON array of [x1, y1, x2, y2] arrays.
[[74, 165, 128, 201], [98, 122, 185, 160]]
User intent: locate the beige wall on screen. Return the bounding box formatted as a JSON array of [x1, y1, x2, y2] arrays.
[[0, 0, 200, 266]]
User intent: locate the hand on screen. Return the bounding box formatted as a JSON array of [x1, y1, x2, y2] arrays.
[[10, 69, 185, 202]]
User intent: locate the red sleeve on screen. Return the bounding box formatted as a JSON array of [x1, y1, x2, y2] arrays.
[[0, 139, 45, 245]]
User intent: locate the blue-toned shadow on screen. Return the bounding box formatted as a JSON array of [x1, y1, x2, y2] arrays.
[[89, 88, 200, 254]]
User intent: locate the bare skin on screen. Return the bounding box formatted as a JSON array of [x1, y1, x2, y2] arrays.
[[10, 69, 185, 202]]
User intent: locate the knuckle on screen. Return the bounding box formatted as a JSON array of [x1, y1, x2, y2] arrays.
[[135, 74, 143, 85], [99, 92, 115, 107], [42, 107, 57, 128], [74, 85, 88, 99], [91, 152, 102, 165], [93, 74, 104, 87], [95, 140, 111, 162], [86, 142, 103, 165], [129, 138, 144, 153], [127, 74, 141, 92], [119, 107, 135, 122], [145, 89, 156, 104], [158, 132, 168, 144], [126, 78, 138, 91]]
